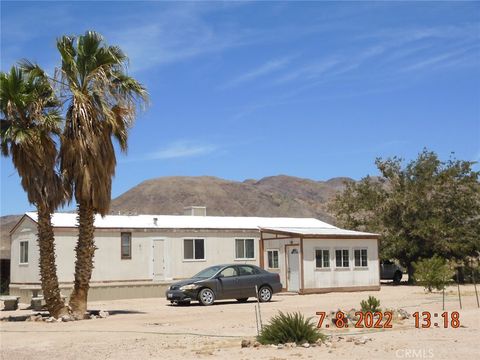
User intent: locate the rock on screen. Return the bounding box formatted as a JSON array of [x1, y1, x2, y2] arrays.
[[277, 344, 284, 349], [61, 315, 73, 322], [346, 337, 354, 343], [98, 310, 109, 318], [45, 317, 55, 323], [397, 309, 410, 320], [29, 314, 43, 322], [270, 344, 277, 348], [253, 341, 261, 348], [241, 339, 252, 348], [90, 314, 97, 320], [302, 343, 310, 348], [56, 318, 62, 323], [324, 342, 332, 347]]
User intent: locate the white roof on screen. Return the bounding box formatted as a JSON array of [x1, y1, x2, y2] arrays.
[[22, 212, 377, 237], [259, 227, 378, 238], [24, 212, 335, 230]]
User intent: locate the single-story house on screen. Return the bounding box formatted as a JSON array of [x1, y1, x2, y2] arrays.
[[9, 207, 380, 302]]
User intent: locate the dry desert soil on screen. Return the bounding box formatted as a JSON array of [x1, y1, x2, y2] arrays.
[[1, 284, 479, 360]]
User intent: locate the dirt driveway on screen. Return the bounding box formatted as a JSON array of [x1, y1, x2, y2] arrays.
[[1, 285, 478, 360]]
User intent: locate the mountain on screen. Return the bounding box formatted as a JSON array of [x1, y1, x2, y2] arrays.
[[109, 175, 354, 221], [0, 175, 354, 259]]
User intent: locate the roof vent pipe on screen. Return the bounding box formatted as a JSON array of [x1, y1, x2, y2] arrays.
[[153, 217, 158, 226]]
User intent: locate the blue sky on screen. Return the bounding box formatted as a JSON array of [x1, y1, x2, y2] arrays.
[[1, 1, 479, 215]]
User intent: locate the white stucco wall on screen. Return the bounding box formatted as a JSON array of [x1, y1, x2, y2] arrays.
[[10, 218, 262, 284], [165, 231, 260, 279], [302, 238, 379, 289], [262, 235, 379, 290]]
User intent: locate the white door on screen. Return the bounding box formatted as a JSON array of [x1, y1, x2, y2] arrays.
[[287, 246, 300, 292], [153, 240, 165, 281]]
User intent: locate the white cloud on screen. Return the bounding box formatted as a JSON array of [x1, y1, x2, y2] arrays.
[[221, 56, 293, 89], [149, 141, 217, 160]]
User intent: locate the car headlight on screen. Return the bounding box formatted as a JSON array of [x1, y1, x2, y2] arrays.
[[179, 284, 199, 291]]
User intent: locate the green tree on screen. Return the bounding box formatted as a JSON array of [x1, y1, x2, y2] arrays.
[[55, 31, 148, 319], [413, 256, 455, 292], [0, 66, 68, 318], [330, 149, 480, 282]]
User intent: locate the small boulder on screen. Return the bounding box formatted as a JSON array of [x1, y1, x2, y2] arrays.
[[98, 310, 109, 318], [45, 317, 55, 323], [302, 343, 310, 348], [61, 315, 73, 322], [397, 309, 410, 320], [277, 344, 284, 349], [253, 341, 261, 348], [241, 339, 252, 348]]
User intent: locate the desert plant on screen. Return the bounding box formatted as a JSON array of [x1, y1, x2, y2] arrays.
[[360, 295, 381, 313], [1, 66, 68, 318], [413, 256, 455, 292], [257, 311, 325, 345], [54, 31, 148, 319]]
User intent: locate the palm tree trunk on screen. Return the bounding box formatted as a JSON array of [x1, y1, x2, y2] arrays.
[[37, 205, 69, 318], [69, 202, 96, 319]]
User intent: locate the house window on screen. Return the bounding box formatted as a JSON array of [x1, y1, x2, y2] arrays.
[[184, 239, 205, 260], [121, 232, 132, 259], [315, 249, 330, 268], [354, 249, 368, 267], [235, 239, 255, 259], [19, 241, 28, 264], [267, 249, 279, 269], [335, 249, 349, 268]]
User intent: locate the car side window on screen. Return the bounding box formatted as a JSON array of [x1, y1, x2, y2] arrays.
[[220, 266, 238, 277], [238, 265, 256, 276]]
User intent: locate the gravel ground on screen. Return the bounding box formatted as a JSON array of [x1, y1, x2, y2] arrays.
[[1, 284, 478, 360]]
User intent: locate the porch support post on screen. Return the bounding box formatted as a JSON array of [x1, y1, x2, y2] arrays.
[[300, 236, 305, 293], [259, 231, 265, 269]]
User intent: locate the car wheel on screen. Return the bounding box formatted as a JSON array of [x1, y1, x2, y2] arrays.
[[393, 271, 402, 285], [258, 286, 272, 302], [198, 288, 215, 306], [236, 298, 248, 303]]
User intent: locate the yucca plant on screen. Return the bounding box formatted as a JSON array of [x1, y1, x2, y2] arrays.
[[360, 295, 381, 313], [257, 311, 325, 345]]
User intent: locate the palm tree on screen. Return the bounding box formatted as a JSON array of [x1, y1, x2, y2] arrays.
[[56, 31, 148, 319], [0, 66, 69, 318]]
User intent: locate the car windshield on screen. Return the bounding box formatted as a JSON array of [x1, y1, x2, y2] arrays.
[[192, 265, 224, 279]]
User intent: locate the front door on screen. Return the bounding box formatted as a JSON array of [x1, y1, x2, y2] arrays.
[[287, 246, 300, 292], [153, 239, 165, 280]]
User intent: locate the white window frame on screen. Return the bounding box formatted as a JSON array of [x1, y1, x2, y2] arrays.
[[183, 238, 206, 262], [315, 248, 331, 269], [334, 248, 350, 269], [235, 238, 255, 260], [19, 240, 29, 265], [354, 248, 368, 268], [266, 249, 280, 269]]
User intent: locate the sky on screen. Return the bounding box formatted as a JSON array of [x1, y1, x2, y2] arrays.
[[1, 1, 479, 216]]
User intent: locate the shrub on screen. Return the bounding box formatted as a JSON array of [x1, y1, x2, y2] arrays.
[[360, 295, 381, 313], [257, 311, 325, 345], [413, 255, 455, 292]]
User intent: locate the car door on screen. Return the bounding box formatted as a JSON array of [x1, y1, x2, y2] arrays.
[[216, 266, 241, 300], [237, 265, 260, 297]]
